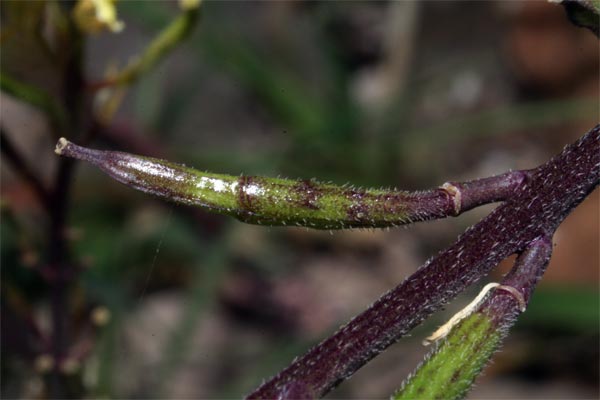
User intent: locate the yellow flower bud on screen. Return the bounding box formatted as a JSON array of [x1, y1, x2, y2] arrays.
[[72, 0, 124, 34]]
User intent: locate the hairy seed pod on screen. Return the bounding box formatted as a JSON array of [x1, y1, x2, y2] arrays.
[[55, 138, 525, 230]]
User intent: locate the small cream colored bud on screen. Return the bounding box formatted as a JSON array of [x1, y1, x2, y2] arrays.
[[91, 306, 111, 326], [72, 0, 124, 34], [34, 354, 54, 373], [179, 0, 202, 11]]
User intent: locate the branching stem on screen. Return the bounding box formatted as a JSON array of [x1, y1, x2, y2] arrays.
[[246, 125, 599, 398], [395, 236, 553, 400], [52, 125, 599, 399]]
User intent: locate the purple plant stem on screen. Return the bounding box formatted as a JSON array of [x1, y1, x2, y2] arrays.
[[48, 157, 75, 397], [247, 125, 600, 399], [481, 235, 553, 326], [446, 170, 530, 213], [395, 236, 552, 399], [46, 21, 87, 398]]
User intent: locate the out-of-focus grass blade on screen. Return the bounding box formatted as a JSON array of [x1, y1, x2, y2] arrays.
[[153, 224, 234, 397], [517, 286, 599, 332]]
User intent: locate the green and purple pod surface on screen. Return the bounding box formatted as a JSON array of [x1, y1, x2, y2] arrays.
[[55, 137, 526, 229]]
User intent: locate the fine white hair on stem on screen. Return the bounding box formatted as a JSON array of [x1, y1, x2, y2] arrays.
[[422, 282, 526, 346]]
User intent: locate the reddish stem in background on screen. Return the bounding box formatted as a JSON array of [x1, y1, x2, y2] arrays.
[[86, 78, 118, 92], [0, 128, 52, 211]]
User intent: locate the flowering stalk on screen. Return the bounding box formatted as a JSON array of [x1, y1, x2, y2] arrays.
[[54, 138, 525, 229], [89, 3, 200, 90], [88, 2, 201, 123], [395, 236, 552, 400]]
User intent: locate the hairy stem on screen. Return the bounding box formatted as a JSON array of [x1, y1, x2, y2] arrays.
[[395, 236, 552, 400], [247, 125, 598, 398], [53, 125, 599, 398], [54, 138, 526, 229]]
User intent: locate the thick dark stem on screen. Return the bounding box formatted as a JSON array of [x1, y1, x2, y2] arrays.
[[395, 236, 554, 400], [247, 125, 600, 399], [483, 235, 553, 324], [47, 158, 75, 398], [47, 25, 86, 400]]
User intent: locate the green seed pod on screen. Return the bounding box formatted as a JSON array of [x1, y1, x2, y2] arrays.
[[55, 138, 524, 229]]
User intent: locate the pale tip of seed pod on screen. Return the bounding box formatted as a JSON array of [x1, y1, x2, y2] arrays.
[[55, 137, 69, 155], [91, 306, 111, 326]]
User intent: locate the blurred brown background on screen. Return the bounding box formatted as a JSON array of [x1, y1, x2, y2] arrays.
[[1, 1, 598, 398]]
